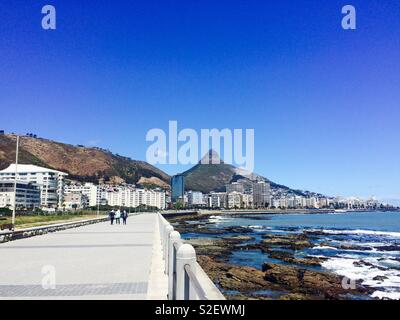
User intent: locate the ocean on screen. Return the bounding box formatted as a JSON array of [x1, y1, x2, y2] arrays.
[[183, 211, 400, 300]]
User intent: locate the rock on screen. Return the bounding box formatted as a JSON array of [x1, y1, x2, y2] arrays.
[[264, 249, 325, 266], [373, 276, 388, 281], [339, 244, 372, 251], [186, 238, 232, 259], [224, 226, 254, 234], [303, 230, 326, 236], [279, 293, 318, 300], [261, 234, 313, 250], [353, 260, 388, 271], [222, 235, 255, 242], [198, 256, 280, 293], [262, 262, 372, 299], [376, 245, 400, 252]]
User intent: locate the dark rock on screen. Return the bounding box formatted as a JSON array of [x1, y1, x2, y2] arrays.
[[264, 249, 325, 266], [339, 244, 372, 251], [373, 276, 388, 281], [262, 262, 372, 299], [261, 234, 313, 250], [376, 245, 400, 252]]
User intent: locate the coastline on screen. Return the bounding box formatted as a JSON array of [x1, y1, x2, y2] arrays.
[[165, 211, 400, 300], [162, 208, 400, 219]]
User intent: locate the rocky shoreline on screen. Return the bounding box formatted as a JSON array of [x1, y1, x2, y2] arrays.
[[167, 213, 375, 300]]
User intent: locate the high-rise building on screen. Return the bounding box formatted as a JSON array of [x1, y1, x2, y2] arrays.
[[226, 182, 245, 193], [209, 192, 227, 208], [64, 182, 100, 207], [252, 181, 271, 208], [100, 185, 166, 210], [171, 174, 185, 203], [187, 191, 204, 207], [227, 192, 242, 209], [0, 164, 67, 208], [0, 180, 41, 210]]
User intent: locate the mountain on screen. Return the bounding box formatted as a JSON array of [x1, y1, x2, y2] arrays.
[[183, 150, 316, 196], [0, 134, 170, 188]]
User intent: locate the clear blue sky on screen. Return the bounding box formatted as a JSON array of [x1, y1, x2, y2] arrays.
[[1, 1, 399, 204]]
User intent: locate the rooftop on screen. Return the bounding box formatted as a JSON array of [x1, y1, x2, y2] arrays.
[[0, 164, 68, 175]]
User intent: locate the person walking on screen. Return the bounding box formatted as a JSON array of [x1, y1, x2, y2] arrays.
[[122, 210, 128, 225], [115, 209, 121, 225], [109, 209, 115, 225]]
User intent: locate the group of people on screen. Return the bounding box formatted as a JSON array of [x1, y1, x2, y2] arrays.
[[109, 209, 129, 225]]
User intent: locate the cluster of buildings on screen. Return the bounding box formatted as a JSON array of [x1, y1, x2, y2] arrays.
[[171, 175, 390, 210], [0, 163, 392, 212], [63, 183, 166, 210], [171, 175, 271, 209], [0, 164, 166, 211]]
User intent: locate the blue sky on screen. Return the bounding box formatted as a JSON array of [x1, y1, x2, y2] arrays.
[[0, 1, 399, 204]]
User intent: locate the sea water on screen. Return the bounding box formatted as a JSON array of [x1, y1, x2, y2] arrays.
[[185, 211, 400, 300]]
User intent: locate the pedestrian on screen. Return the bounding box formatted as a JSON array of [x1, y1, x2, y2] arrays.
[[122, 210, 128, 225], [115, 209, 121, 224], [109, 209, 115, 225]]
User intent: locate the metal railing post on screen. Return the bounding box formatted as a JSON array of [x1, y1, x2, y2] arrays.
[[168, 231, 181, 300], [164, 225, 173, 274], [176, 243, 196, 300]]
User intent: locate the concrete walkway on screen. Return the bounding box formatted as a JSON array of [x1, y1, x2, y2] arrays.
[[0, 213, 168, 300]]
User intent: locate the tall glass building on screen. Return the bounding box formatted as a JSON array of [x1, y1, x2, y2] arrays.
[[171, 174, 185, 203]]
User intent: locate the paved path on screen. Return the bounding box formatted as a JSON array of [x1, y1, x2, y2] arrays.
[[0, 213, 167, 300]]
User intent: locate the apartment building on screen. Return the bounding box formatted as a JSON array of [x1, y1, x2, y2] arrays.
[[0, 164, 67, 208], [252, 181, 271, 208], [64, 182, 100, 207], [0, 180, 41, 210]]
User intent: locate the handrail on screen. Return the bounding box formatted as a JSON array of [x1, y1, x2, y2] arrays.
[[184, 264, 208, 300], [157, 212, 225, 300]]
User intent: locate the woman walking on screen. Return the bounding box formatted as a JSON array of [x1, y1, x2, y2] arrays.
[[115, 209, 121, 224]]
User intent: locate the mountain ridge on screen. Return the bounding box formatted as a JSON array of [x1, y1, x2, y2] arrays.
[[0, 134, 324, 197], [0, 134, 170, 188]]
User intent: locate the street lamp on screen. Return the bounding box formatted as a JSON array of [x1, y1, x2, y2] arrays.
[[12, 135, 19, 229]]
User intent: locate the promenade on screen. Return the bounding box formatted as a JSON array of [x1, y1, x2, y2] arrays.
[[0, 213, 167, 300]]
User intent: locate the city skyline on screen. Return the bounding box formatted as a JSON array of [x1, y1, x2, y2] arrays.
[[1, 1, 399, 204]]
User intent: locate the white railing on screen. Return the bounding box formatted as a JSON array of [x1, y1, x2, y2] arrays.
[[157, 213, 225, 300]]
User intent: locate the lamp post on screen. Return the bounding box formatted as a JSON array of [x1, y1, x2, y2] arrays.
[[12, 135, 19, 228]]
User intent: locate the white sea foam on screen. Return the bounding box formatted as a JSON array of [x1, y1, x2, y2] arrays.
[[311, 246, 338, 251], [322, 257, 400, 300], [371, 290, 400, 300], [208, 215, 231, 223], [321, 229, 400, 238]]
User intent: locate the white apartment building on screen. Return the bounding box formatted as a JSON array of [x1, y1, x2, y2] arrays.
[[242, 193, 253, 208], [101, 185, 166, 210], [209, 192, 227, 208], [306, 197, 319, 208], [0, 180, 41, 210], [64, 182, 100, 207], [226, 182, 245, 194], [187, 191, 204, 207], [63, 192, 88, 210], [227, 192, 242, 209], [0, 164, 67, 208]]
